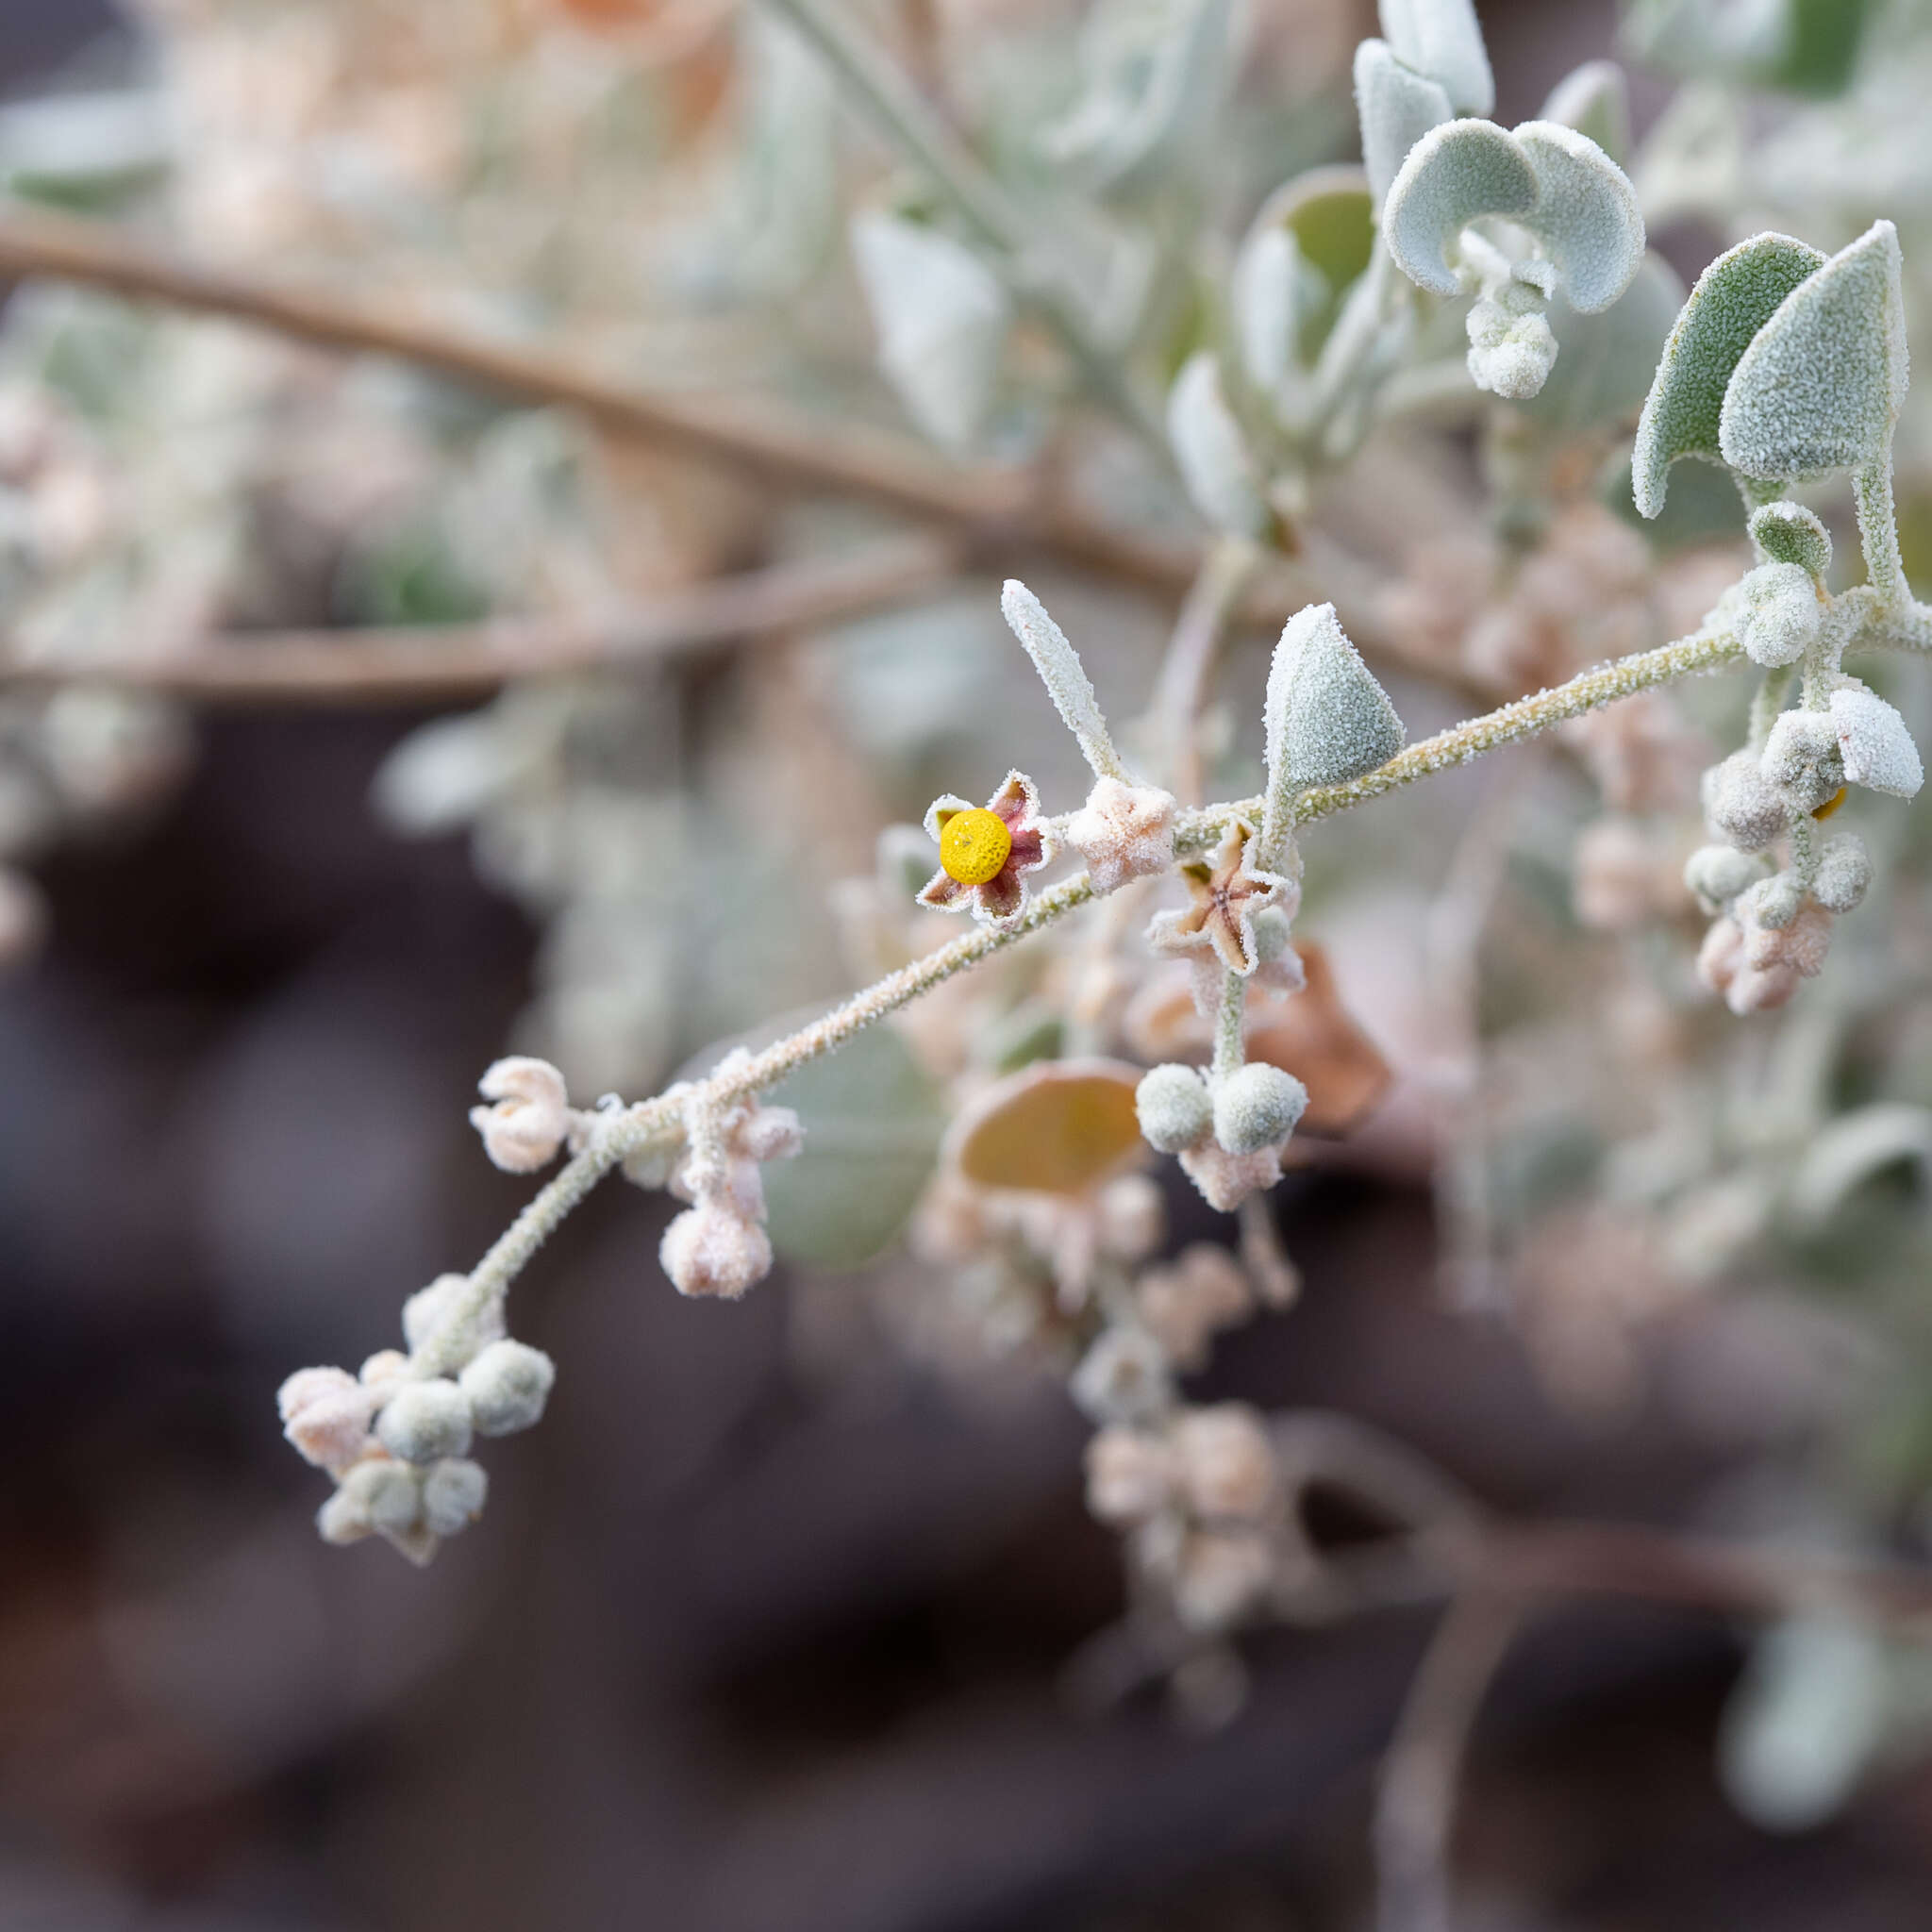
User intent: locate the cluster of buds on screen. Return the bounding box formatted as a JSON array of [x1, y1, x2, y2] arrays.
[[278, 1273, 555, 1564], [1084, 1401, 1285, 1634]]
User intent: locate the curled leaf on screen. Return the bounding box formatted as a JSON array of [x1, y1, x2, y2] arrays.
[[1830, 683, 1924, 797], [1384, 118, 1538, 295], [1511, 121, 1644, 313], [948, 1058, 1145, 1194], [1632, 230, 1825, 517], [1719, 220, 1909, 482]]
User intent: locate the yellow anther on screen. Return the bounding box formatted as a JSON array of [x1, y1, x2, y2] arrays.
[[940, 808, 1013, 885], [1813, 786, 1848, 821]]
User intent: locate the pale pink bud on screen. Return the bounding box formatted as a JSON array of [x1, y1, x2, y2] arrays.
[[1136, 1244, 1253, 1370], [1062, 777, 1178, 895], [1177, 1138, 1283, 1213], [1084, 1426, 1175, 1526], [278, 1365, 376, 1471], [660, 1201, 774, 1299], [1172, 1404, 1278, 1521], [469, 1056, 572, 1173]]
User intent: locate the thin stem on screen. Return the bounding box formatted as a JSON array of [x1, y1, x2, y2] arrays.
[[1856, 456, 1907, 608], [0, 533, 963, 702], [1748, 664, 1795, 751], [755, 0, 1165, 446], [1211, 968, 1246, 1079]]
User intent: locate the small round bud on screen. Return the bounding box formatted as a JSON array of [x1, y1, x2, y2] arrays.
[[375, 1378, 474, 1464], [1762, 711, 1845, 814], [1812, 834, 1872, 914], [339, 1456, 424, 1534], [1084, 1426, 1174, 1526], [1070, 1327, 1174, 1426], [1172, 1404, 1278, 1521], [1733, 562, 1823, 669], [1738, 872, 1803, 933], [401, 1273, 504, 1357], [659, 1200, 774, 1299], [1683, 844, 1771, 911], [316, 1485, 374, 1545], [359, 1349, 411, 1399], [1250, 905, 1295, 964], [277, 1366, 375, 1472], [469, 1056, 573, 1173], [421, 1457, 490, 1537], [1211, 1063, 1307, 1157], [1703, 751, 1787, 852], [458, 1339, 556, 1437], [1136, 1063, 1211, 1154]]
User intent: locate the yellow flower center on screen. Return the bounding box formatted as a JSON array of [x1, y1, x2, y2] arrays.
[[941, 808, 1013, 885], [1812, 786, 1848, 821]]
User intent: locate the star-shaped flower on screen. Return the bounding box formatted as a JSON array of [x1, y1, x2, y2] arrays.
[[1147, 821, 1288, 975], [1062, 776, 1177, 895], [917, 771, 1057, 927]]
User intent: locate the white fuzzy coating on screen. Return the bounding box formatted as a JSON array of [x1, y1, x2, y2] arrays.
[[1812, 834, 1873, 914], [278, 1367, 375, 1472], [1704, 750, 1788, 852], [659, 1199, 774, 1299], [1211, 1063, 1308, 1157], [316, 1485, 375, 1546], [1064, 776, 1176, 893], [458, 1338, 557, 1437], [1167, 353, 1269, 541], [1720, 222, 1909, 483], [1762, 710, 1846, 813], [1749, 502, 1832, 580], [1383, 118, 1537, 296], [1830, 684, 1924, 798], [403, 1272, 506, 1357], [1355, 38, 1452, 210], [338, 1457, 423, 1536], [376, 1378, 475, 1464], [1684, 843, 1772, 911], [849, 210, 1011, 455], [999, 579, 1126, 781], [1510, 121, 1643, 313], [1632, 232, 1824, 518], [1137, 1062, 1213, 1155], [1263, 604, 1406, 851], [1378, 0, 1493, 116], [1733, 562, 1824, 669], [421, 1457, 489, 1538], [1466, 294, 1557, 399], [1738, 871, 1804, 933], [470, 1056, 573, 1174], [1178, 1137, 1283, 1212]]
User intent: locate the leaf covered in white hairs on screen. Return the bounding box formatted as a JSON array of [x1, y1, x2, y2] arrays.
[[1540, 58, 1630, 165], [1383, 118, 1537, 295], [1830, 684, 1924, 798], [1732, 561, 1824, 668], [1263, 604, 1405, 845], [1720, 221, 1909, 482], [1631, 232, 1824, 518], [999, 580, 1125, 780], [850, 211, 1011, 454], [1510, 121, 1643, 313], [1355, 38, 1452, 210], [1749, 501, 1832, 580], [1378, 0, 1493, 116], [1167, 352, 1269, 540]]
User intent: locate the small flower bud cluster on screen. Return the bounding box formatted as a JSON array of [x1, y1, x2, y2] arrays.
[[1084, 1401, 1283, 1634], [1135, 1059, 1308, 1212], [278, 1279, 556, 1565], [469, 1056, 590, 1173], [657, 1053, 805, 1299], [1062, 776, 1177, 896]]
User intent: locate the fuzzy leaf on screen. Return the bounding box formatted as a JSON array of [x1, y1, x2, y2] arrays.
[[1720, 220, 1909, 482], [948, 1059, 1145, 1194], [1355, 38, 1452, 211], [1790, 1102, 1932, 1227], [850, 211, 1011, 453], [999, 580, 1124, 781], [760, 1023, 946, 1269], [1168, 352, 1269, 539], [1749, 500, 1832, 578], [1231, 223, 1308, 391], [1539, 58, 1631, 165], [1830, 682, 1924, 797], [1631, 231, 1825, 517], [1378, 0, 1493, 116], [1510, 121, 1644, 313], [1250, 168, 1375, 363], [1383, 117, 1537, 296], [1263, 604, 1405, 849]]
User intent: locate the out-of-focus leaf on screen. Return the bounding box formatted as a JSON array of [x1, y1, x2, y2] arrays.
[[1540, 58, 1631, 166], [948, 1058, 1143, 1193], [1790, 1103, 1932, 1227], [1167, 352, 1269, 540], [1524, 251, 1684, 440], [761, 1024, 946, 1270], [1243, 169, 1375, 369]]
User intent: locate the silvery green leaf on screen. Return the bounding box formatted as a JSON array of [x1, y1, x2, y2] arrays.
[[1248, 168, 1376, 366], [760, 1024, 946, 1270], [1748, 500, 1832, 579], [1522, 251, 1684, 437], [850, 211, 1012, 454], [1383, 118, 1538, 296], [1378, 0, 1493, 116], [1231, 224, 1305, 392], [1510, 121, 1644, 314], [1630, 231, 1825, 518], [1041, 0, 1233, 195], [1720, 220, 1909, 482], [1733, 561, 1823, 667], [1719, 1615, 1889, 1832], [1790, 1102, 1932, 1226], [1000, 579, 1125, 781], [1167, 353, 1269, 541], [1262, 602, 1406, 848], [1830, 682, 1923, 797], [1354, 39, 1452, 211], [1539, 58, 1631, 165]]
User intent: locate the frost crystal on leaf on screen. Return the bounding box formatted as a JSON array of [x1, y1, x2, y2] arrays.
[[1748, 501, 1832, 580], [1510, 122, 1644, 314], [1000, 581, 1127, 782], [1383, 119, 1538, 296], [1703, 749, 1788, 851], [1720, 222, 1909, 483], [1761, 710, 1845, 814], [1830, 684, 1924, 798], [1378, 0, 1493, 117], [1355, 38, 1452, 209], [1631, 232, 1824, 517]]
